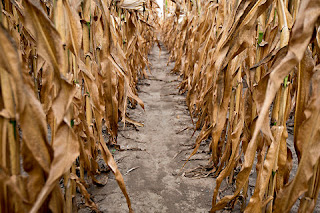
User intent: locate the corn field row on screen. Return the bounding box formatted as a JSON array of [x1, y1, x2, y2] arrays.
[[162, 0, 320, 212], [0, 0, 158, 212]]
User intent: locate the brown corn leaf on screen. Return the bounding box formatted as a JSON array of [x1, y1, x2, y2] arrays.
[[274, 66, 320, 213], [245, 126, 284, 213], [63, 0, 82, 57], [23, 0, 65, 76], [294, 48, 314, 160], [30, 124, 79, 213], [70, 173, 99, 212], [99, 140, 134, 213]]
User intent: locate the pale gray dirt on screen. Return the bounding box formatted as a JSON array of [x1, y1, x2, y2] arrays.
[[79, 44, 214, 212]]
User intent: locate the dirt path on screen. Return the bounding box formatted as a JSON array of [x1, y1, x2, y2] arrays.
[[80, 44, 214, 212]]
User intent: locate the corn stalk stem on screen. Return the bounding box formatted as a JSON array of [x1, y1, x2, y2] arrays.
[[267, 1, 290, 212], [298, 160, 319, 212]]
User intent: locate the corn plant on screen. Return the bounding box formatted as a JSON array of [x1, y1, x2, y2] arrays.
[[0, 0, 159, 212], [162, 0, 320, 212]]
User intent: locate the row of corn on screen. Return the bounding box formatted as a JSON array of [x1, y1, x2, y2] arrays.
[[0, 0, 159, 212], [162, 0, 320, 212]]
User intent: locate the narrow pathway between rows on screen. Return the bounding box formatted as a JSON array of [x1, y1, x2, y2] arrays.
[[82, 44, 214, 213]]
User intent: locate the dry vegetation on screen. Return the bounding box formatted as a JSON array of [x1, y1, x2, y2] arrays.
[[1, 0, 320, 212], [162, 0, 320, 212], [0, 0, 158, 212]]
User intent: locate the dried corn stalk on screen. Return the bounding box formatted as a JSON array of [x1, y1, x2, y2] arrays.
[[0, 0, 159, 212], [162, 0, 320, 212]]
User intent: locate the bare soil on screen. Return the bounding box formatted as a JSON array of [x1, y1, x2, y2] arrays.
[[79, 44, 214, 212]]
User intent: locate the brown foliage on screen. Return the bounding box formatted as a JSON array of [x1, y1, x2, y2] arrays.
[[0, 0, 158, 212], [162, 0, 320, 212]]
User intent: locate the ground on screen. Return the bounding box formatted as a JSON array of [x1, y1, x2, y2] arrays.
[[79, 44, 214, 212]]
